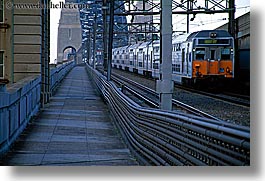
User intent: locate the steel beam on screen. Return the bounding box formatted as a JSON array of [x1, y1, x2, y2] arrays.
[[93, 13, 97, 69], [102, 0, 108, 71], [107, 0, 114, 81]]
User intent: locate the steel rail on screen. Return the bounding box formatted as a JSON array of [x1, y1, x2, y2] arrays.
[[112, 72, 223, 121], [174, 84, 250, 107]]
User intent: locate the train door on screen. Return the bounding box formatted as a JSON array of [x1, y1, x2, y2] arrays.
[[208, 48, 218, 74], [142, 50, 145, 69], [188, 52, 192, 76], [186, 48, 189, 75], [150, 51, 153, 70], [181, 48, 185, 75]]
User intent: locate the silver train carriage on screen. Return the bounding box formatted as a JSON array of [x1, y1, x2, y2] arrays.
[[112, 30, 235, 85]]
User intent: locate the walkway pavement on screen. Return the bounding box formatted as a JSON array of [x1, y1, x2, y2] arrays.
[[0, 65, 138, 166]]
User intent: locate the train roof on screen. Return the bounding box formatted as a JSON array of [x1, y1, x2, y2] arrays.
[[128, 43, 141, 49], [138, 41, 152, 48], [172, 33, 192, 44], [152, 40, 160, 46], [187, 30, 233, 40], [172, 30, 233, 43]]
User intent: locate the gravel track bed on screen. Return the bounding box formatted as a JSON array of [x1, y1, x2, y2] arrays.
[[112, 68, 250, 127]]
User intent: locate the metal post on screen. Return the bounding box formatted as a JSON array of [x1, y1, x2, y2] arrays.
[[107, 0, 114, 81], [228, 0, 238, 78], [228, 0, 235, 37], [103, 0, 108, 72], [93, 13, 97, 69], [156, 0, 173, 110], [187, 0, 189, 33], [87, 29, 91, 64]]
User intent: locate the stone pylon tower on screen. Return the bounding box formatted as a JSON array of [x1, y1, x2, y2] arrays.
[[57, 5, 82, 64]]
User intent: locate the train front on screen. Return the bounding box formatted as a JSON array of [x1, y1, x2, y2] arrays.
[[192, 30, 234, 82]]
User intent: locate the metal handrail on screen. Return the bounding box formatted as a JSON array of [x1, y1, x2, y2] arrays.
[[86, 64, 250, 166]]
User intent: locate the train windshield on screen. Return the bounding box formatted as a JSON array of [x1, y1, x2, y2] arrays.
[[221, 48, 231, 60], [195, 48, 205, 60]]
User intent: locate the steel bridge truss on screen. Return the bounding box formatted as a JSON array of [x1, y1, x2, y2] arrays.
[[112, 0, 235, 36]]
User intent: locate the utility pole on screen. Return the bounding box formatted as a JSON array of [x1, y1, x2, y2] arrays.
[[156, 0, 173, 110], [107, 0, 114, 81]]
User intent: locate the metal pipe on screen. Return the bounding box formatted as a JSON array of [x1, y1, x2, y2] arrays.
[[85, 64, 250, 166]]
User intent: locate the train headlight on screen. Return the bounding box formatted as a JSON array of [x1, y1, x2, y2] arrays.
[[226, 67, 231, 73], [195, 64, 200, 68], [210, 32, 217, 38]]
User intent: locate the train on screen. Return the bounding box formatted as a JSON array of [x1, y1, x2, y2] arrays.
[[112, 30, 235, 85]]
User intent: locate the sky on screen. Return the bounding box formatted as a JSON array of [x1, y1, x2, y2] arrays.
[[50, 0, 64, 63], [50, 0, 250, 63]]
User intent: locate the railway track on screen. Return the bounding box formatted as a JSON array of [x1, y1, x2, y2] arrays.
[[111, 72, 223, 122], [174, 84, 250, 107]]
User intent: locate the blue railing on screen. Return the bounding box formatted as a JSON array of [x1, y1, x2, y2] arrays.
[[0, 60, 75, 157]]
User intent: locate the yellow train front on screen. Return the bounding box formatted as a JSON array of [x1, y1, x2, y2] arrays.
[[172, 30, 234, 86]]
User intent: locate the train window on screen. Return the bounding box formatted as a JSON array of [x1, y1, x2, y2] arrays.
[[221, 48, 231, 60], [154, 47, 159, 53], [138, 62, 143, 67], [130, 61, 133, 65], [182, 49, 185, 62], [177, 44, 181, 51], [0, 0, 3, 23], [173, 45, 176, 52], [153, 63, 159, 69], [195, 48, 205, 60], [172, 64, 180, 72]]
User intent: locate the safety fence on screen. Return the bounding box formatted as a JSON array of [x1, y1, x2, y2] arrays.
[[86, 64, 250, 166]]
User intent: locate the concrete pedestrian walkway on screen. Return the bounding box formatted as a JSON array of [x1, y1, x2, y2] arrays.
[[0, 65, 138, 166]]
